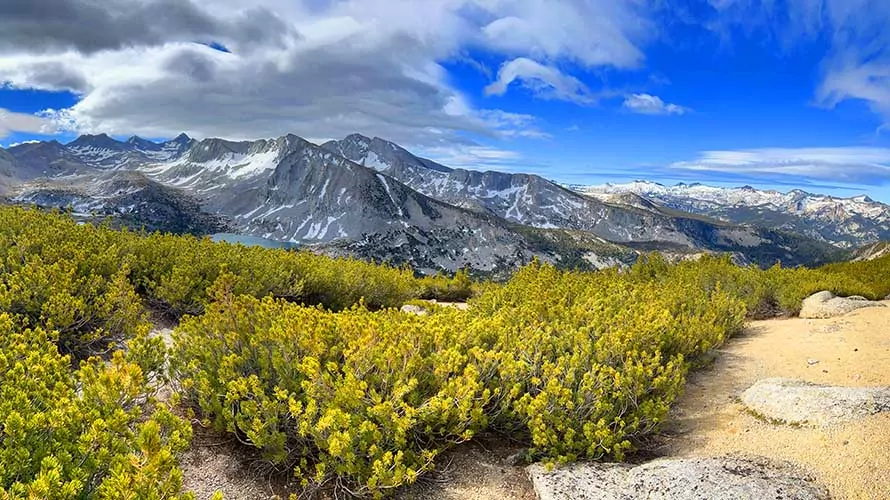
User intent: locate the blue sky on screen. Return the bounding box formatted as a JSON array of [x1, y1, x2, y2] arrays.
[[2, 0, 890, 201]]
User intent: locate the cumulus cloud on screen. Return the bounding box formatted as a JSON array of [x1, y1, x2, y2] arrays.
[[0, 0, 654, 148], [0, 108, 57, 138], [670, 147, 890, 185], [622, 93, 690, 115], [479, 0, 648, 69]]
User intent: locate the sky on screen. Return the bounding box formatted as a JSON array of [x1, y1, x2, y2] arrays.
[[2, 0, 890, 201]]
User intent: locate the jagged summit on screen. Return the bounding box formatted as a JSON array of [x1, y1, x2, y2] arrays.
[[127, 136, 163, 151], [67, 133, 126, 149]]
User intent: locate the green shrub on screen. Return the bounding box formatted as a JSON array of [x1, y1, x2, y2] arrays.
[[0, 314, 192, 499], [417, 268, 475, 302], [171, 262, 748, 494], [171, 278, 488, 497], [0, 206, 421, 319]]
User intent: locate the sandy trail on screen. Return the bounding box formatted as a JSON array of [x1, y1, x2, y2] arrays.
[[652, 302, 890, 500]]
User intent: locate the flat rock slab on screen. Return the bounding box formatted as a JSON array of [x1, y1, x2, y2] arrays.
[[799, 291, 884, 319], [528, 456, 828, 500], [741, 378, 890, 426]]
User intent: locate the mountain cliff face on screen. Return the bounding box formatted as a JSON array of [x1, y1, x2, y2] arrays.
[[0, 134, 846, 273], [576, 181, 890, 248], [850, 241, 890, 262], [321, 134, 837, 265]]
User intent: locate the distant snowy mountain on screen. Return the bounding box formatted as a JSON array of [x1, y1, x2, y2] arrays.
[[321, 134, 830, 264], [575, 181, 890, 248], [0, 134, 846, 273]]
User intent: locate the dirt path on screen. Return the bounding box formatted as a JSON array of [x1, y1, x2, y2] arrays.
[[652, 302, 890, 499]]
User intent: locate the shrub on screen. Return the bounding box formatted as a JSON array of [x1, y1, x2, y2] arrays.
[[0, 314, 192, 499], [417, 268, 475, 302], [171, 278, 488, 497], [0, 209, 145, 355], [0, 206, 421, 319], [172, 262, 748, 494]]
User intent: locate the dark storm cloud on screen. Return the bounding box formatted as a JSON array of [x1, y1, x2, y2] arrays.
[[0, 0, 295, 54]]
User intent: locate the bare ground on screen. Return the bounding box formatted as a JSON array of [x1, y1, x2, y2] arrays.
[[178, 431, 534, 500], [651, 301, 890, 500]]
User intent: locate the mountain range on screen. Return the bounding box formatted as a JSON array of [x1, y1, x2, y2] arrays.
[[0, 133, 868, 274], [575, 181, 890, 249]]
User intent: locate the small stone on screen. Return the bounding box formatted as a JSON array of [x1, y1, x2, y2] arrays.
[[505, 450, 529, 466], [807, 358, 820, 366], [400, 304, 428, 316]]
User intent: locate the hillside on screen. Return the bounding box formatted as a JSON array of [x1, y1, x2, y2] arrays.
[[1, 206, 887, 498], [850, 241, 890, 261]]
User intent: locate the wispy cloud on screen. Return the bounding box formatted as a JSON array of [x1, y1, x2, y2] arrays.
[[670, 147, 890, 185], [622, 93, 690, 115], [703, 0, 890, 126], [421, 143, 529, 172]]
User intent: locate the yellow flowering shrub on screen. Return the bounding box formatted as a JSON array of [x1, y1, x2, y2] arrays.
[[171, 277, 489, 497], [0, 206, 421, 320], [0, 314, 192, 499], [2, 205, 888, 498]]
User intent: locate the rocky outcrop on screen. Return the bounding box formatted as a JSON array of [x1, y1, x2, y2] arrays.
[[527, 456, 828, 500], [798, 291, 884, 319], [741, 378, 890, 426]]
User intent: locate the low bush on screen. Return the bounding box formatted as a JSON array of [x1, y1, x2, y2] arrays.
[[0, 207, 422, 320], [417, 268, 475, 302], [0, 314, 192, 499], [172, 261, 747, 495], [172, 277, 488, 497]]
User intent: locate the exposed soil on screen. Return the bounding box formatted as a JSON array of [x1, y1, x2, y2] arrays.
[[394, 437, 535, 500], [651, 301, 890, 500], [179, 432, 534, 500]]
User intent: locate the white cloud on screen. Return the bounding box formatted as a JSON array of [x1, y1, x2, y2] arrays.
[[479, 0, 648, 69], [485, 58, 596, 104], [670, 147, 890, 185], [0, 0, 654, 148], [4, 140, 41, 148], [0, 108, 57, 138], [421, 143, 534, 173], [622, 93, 690, 115]]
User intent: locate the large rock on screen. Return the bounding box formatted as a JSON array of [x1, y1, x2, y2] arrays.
[[798, 291, 884, 319], [527, 456, 827, 500], [741, 378, 890, 426]]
